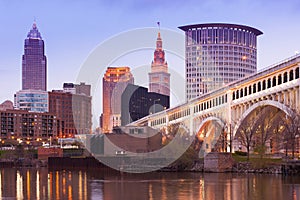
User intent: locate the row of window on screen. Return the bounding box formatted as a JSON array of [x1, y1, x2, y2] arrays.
[[188, 45, 255, 52], [194, 94, 228, 113], [187, 28, 257, 47], [187, 51, 255, 58], [169, 108, 191, 122], [233, 67, 300, 100], [150, 93, 228, 126], [150, 117, 166, 126]]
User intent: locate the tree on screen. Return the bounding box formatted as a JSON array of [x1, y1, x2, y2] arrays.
[[281, 108, 300, 159], [223, 121, 237, 153], [236, 114, 259, 161], [161, 123, 180, 145], [254, 107, 282, 158], [270, 120, 285, 154]]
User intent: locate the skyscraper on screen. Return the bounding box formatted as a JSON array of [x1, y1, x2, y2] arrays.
[[149, 31, 170, 97], [22, 21, 47, 91], [102, 67, 134, 133], [178, 23, 262, 100]]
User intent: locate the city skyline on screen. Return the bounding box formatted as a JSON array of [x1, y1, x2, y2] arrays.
[[1, 0, 300, 108]]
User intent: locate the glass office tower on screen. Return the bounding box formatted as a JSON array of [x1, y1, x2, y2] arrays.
[[22, 21, 47, 91], [179, 23, 262, 100]]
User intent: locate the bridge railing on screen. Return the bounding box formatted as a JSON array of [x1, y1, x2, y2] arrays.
[[258, 53, 300, 73], [130, 53, 300, 127]]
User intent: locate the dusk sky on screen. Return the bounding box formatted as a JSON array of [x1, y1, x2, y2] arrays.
[[1, 0, 300, 121]]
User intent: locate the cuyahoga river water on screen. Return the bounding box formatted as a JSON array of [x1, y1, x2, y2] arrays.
[[0, 167, 299, 200]]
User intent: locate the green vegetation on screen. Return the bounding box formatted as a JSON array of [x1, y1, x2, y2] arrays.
[[232, 153, 282, 168], [0, 145, 37, 160]]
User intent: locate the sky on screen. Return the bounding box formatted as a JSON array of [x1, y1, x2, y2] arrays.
[[0, 0, 300, 126]]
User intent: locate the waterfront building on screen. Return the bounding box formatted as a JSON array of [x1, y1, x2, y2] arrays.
[[22, 21, 47, 91], [121, 84, 169, 126], [0, 109, 57, 145], [48, 83, 92, 137], [149, 31, 170, 97], [85, 126, 162, 156], [101, 67, 134, 133], [14, 90, 48, 112], [178, 23, 263, 100]]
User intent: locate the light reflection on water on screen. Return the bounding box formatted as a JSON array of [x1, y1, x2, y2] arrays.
[[0, 168, 299, 200]]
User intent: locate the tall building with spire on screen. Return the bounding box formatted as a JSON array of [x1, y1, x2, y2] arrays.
[[22, 21, 47, 91], [149, 28, 170, 97]]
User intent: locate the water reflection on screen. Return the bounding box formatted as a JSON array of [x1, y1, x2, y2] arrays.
[[0, 168, 299, 199]]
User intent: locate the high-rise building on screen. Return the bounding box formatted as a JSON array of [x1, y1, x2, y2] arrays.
[[149, 31, 170, 97], [48, 83, 92, 137], [14, 90, 48, 112], [178, 23, 263, 100], [102, 67, 134, 133], [22, 21, 47, 91], [121, 84, 170, 126]]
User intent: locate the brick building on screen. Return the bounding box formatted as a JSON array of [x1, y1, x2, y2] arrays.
[[0, 109, 57, 145], [48, 88, 92, 137]]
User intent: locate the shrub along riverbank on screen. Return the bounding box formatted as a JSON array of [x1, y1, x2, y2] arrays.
[[0, 146, 299, 174]]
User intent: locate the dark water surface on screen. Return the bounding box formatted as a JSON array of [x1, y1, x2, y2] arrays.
[[0, 167, 299, 199]]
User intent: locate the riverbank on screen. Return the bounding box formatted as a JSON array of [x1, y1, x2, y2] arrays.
[[1, 154, 300, 175]]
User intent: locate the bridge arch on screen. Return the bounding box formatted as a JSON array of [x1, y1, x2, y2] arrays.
[[195, 116, 225, 137], [233, 100, 293, 137], [194, 116, 225, 155]]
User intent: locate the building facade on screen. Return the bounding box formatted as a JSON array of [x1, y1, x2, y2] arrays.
[[0, 100, 13, 111], [102, 67, 134, 133], [63, 82, 91, 96], [0, 109, 57, 146], [149, 31, 170, 97], [85, 126, 162, 156], [48, 88, 92, 137], [22, 21, 47, 91], [14, 90, 48, 112], [178, 23, 262, 100], [121, 84, 169, 126]]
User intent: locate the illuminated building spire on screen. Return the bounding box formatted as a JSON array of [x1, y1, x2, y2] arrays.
[[149, 22, 170, 97]]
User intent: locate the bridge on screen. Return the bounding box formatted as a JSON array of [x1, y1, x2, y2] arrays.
[[130, 54, 300, 153]]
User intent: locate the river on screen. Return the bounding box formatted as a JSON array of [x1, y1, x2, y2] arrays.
[[0, 167, 299, 199]]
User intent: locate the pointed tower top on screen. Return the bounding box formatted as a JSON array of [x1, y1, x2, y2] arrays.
[[32, 18, 37, 29], [32, 21, 37, 29], [27, 20, 42, 39]]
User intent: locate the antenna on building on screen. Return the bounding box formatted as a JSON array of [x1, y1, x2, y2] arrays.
[[157, 22, 160, 30], [33, 16, 37, 29]]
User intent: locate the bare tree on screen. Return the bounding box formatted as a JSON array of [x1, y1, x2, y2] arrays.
[[236, 115, 259, 161], [254, 107, 282, 158], [161, 123, 180, 145], [213, 126, 227, 152], [270, 120, 285, 154], [218, 121, 237, 153], [281, 108, 300, 159]]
